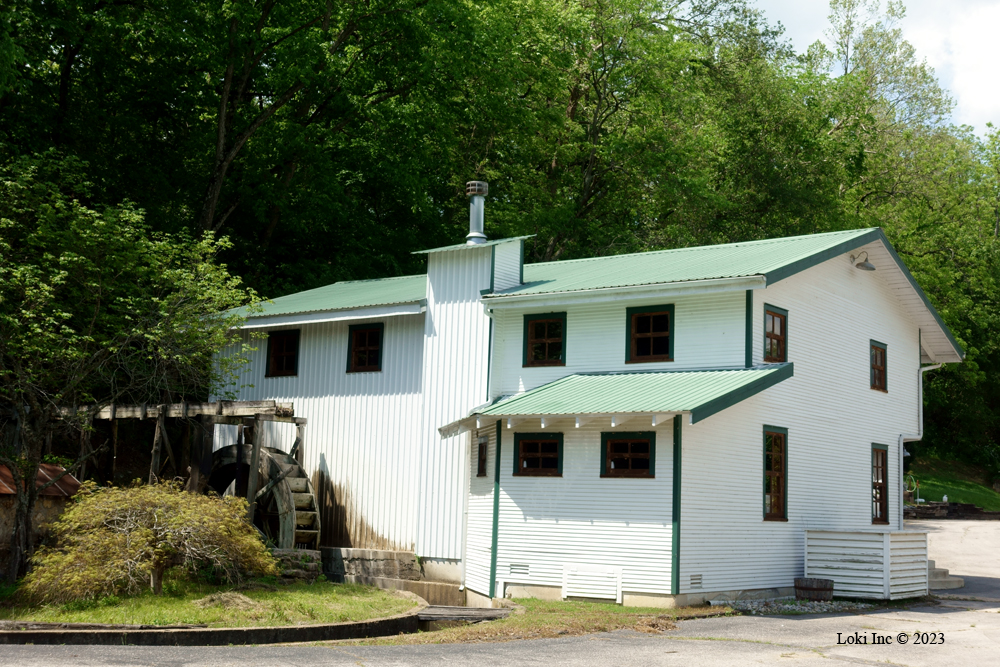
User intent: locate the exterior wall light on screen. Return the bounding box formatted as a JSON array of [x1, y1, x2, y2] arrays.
[[850, 251, 876, 271]]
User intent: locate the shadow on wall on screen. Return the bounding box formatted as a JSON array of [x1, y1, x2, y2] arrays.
[[314, 453, 406, 551]]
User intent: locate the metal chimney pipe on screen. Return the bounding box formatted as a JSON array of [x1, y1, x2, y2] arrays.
[[465, 181, 488, 245]]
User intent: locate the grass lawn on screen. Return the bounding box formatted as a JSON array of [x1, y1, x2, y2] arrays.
[[0, 579, 416, 628], [908, 457, 1000, 511], [342, 597, 731, 645]]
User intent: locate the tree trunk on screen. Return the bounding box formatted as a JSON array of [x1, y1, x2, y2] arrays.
[[150, 562, 166, 595]]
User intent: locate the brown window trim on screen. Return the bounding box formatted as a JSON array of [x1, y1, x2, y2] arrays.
[[265, 329, 300, 377], [625, 305, 674, 363], [523, 313, 566, 367], [870, 340, 887, 392], [763, 305, 787, 363], [512, 433, 563, 476], [600, 432, 655, 478], [477, 438, 488, 477], [763, 427, 787, 521], [872, 444, 889, 524], [347, 323, 384, 373]]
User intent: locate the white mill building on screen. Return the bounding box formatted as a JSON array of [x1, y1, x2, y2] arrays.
[[220, 181, 963, 606]]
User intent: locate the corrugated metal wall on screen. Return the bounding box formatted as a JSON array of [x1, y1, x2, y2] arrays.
[[416, 248, 493, 559], [492, 291, 745, 396], [493, 242, 522, 291], [465, 422, 674, 599], [680, 251, 919, 595], [465, 426, 496, 596], [219, 313, 426, 551]]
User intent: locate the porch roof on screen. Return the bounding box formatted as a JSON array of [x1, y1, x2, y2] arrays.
[[439, 363, 793, 437]]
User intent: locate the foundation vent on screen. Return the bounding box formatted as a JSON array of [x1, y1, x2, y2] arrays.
[[510, 563, 529, 576], [690, 574, 703, 589]]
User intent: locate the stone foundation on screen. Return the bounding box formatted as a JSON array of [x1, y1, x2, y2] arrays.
[[272, 548, 322, 583]]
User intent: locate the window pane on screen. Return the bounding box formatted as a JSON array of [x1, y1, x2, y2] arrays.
[[636, 338, 651, 356], [773, 315, 782, 336], [611, 457, 628, 470], [547, 342, 562, 360], [531, 343, 545, 361], [636, 315, 651, 334], [524, 457, 540, 469], [541, 457, 558, 469], [651, 314, 669, 333], [540, 442, 557, 454], [368, 349, 379, 367], [652, 336, 670, 356], [548, 321, 562, 339], [524, 442, 539, 454], [631, 442, 649, 454], [612, 442, 629, 454], [533, 322, 546, 338], [632, 458, 650, 470], [766, 313, 774, 333]]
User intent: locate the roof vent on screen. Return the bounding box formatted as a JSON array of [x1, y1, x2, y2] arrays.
[[466, 181, 488, 245]]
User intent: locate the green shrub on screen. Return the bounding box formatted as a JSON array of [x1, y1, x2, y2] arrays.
[[19, 482, 277, 604]]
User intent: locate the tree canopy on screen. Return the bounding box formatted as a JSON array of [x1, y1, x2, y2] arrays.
[[1, 0, 998, 473]]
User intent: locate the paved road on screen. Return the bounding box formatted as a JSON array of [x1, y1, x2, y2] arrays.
[[3, 598, 998, 666], [907, 519, 1000, 599]]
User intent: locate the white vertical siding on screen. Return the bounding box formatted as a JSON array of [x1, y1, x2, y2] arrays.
[[417, 249, 493, 559], [492, 291, 745, 396], [492, 242, 522, 292], [678, 252, 920, 595], [465, 423, 674, 599], [218, 314, 425, 551]]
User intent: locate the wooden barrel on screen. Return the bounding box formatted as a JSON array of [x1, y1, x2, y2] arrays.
[[794, 577, 834, 601]]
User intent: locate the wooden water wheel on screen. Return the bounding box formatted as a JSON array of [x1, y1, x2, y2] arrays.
[[209, 445, 320, 549]]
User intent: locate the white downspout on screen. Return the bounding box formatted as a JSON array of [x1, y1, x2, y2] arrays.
[[898, 363, 942, 528]]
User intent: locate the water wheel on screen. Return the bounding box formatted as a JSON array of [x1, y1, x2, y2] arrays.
[[209, 445, 320, 549]]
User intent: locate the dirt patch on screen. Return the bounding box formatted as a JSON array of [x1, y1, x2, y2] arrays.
[[193, 592, 259, 611]]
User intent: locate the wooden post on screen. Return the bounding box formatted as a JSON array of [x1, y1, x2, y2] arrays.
[[110, 404, 118, 481], [149, 408, 164, 484], [245, 414, 263, 522], [158, 416, 177, 476], [295, 424, 305, 465], [196, 414, 215, 492]]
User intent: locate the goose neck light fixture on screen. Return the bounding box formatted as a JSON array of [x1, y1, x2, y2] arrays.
[[850, 251, 876, 271]]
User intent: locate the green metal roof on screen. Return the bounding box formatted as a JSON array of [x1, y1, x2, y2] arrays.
[[244, 274, 426, 318], [492, 228, 881, 297], [412, 235, 534, 254], [475, 364, 793, 424]]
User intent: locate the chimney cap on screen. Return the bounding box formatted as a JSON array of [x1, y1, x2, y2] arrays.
[[466, 181, 488, 196]]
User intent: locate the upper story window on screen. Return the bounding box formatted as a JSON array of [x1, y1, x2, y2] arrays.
[[763, 305, 787, 363], [347, 323, 384, 373], [626, 304, 674, 363], [513, 433, 563, 476], [601, 432, 655, 478], [523, 313, 566, 367], [763, 426, 787, 521], [870, 341, 887, 392], [872, 444, 889, 524], [266, 329, 300, 377]]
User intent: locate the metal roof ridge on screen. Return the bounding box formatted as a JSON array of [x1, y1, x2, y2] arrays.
[[520, 228, 880, 269]]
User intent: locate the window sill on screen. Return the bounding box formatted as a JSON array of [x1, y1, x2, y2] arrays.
[[763, 358, 786, 364], [872, 520, 890, 525], [347, 369, 382, 374], [512, 473, 562, 478], [265, 373, 297, 378], [763, 517, 788, 522], [600, 474, 654, 479], [523, 363, 565, 368], [625, 358, 673, 364], [870, 388, 888, 393]]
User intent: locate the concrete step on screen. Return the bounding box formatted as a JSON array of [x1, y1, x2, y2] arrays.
[[343, 575, 466, 606], [930, 567, 952, 579], [929, 576, 965, 590]]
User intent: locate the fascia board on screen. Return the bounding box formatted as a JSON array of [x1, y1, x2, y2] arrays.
[[483, 275, 767, 310], [438, 411, 691, 439], [239, 302, 426, 329]]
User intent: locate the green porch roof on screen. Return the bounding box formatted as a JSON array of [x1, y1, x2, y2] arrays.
[[497, 228, 881, 298], [473, 364, 793, 425], [244, 274, 426, 318]]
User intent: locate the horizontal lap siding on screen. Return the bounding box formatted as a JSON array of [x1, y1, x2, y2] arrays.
[[465, 426, 496, 597], [493, 292, 744, 395], [889, 532, 928, 598], [493, 425, 673, 597], [217, 315, 425, 551], [681, 253, 920, 595]]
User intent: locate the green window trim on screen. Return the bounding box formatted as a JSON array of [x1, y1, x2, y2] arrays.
[[871, 443, 890, 525], [512, 432, 564, 476], [763, 425, 788, 521], [346, 322, 385, 373], [763, 303, 788, 363], [600, 431, 656, 478], [870, 339, 887, 392], [625, 304, 675, 363], [523, 312, 567, 367]]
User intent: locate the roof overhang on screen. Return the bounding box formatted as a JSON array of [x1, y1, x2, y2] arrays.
[[439, 364, 793, 438], [483, 275, 766, 310], [238, 301, 426, 330]]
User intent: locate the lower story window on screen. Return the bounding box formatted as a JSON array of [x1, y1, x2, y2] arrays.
[[477, 437, 488, 477], [872, 444, 889, 524], [601, 432, 655, 478], [764, 426, 787, 521], [513, 433, 563, 476]]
